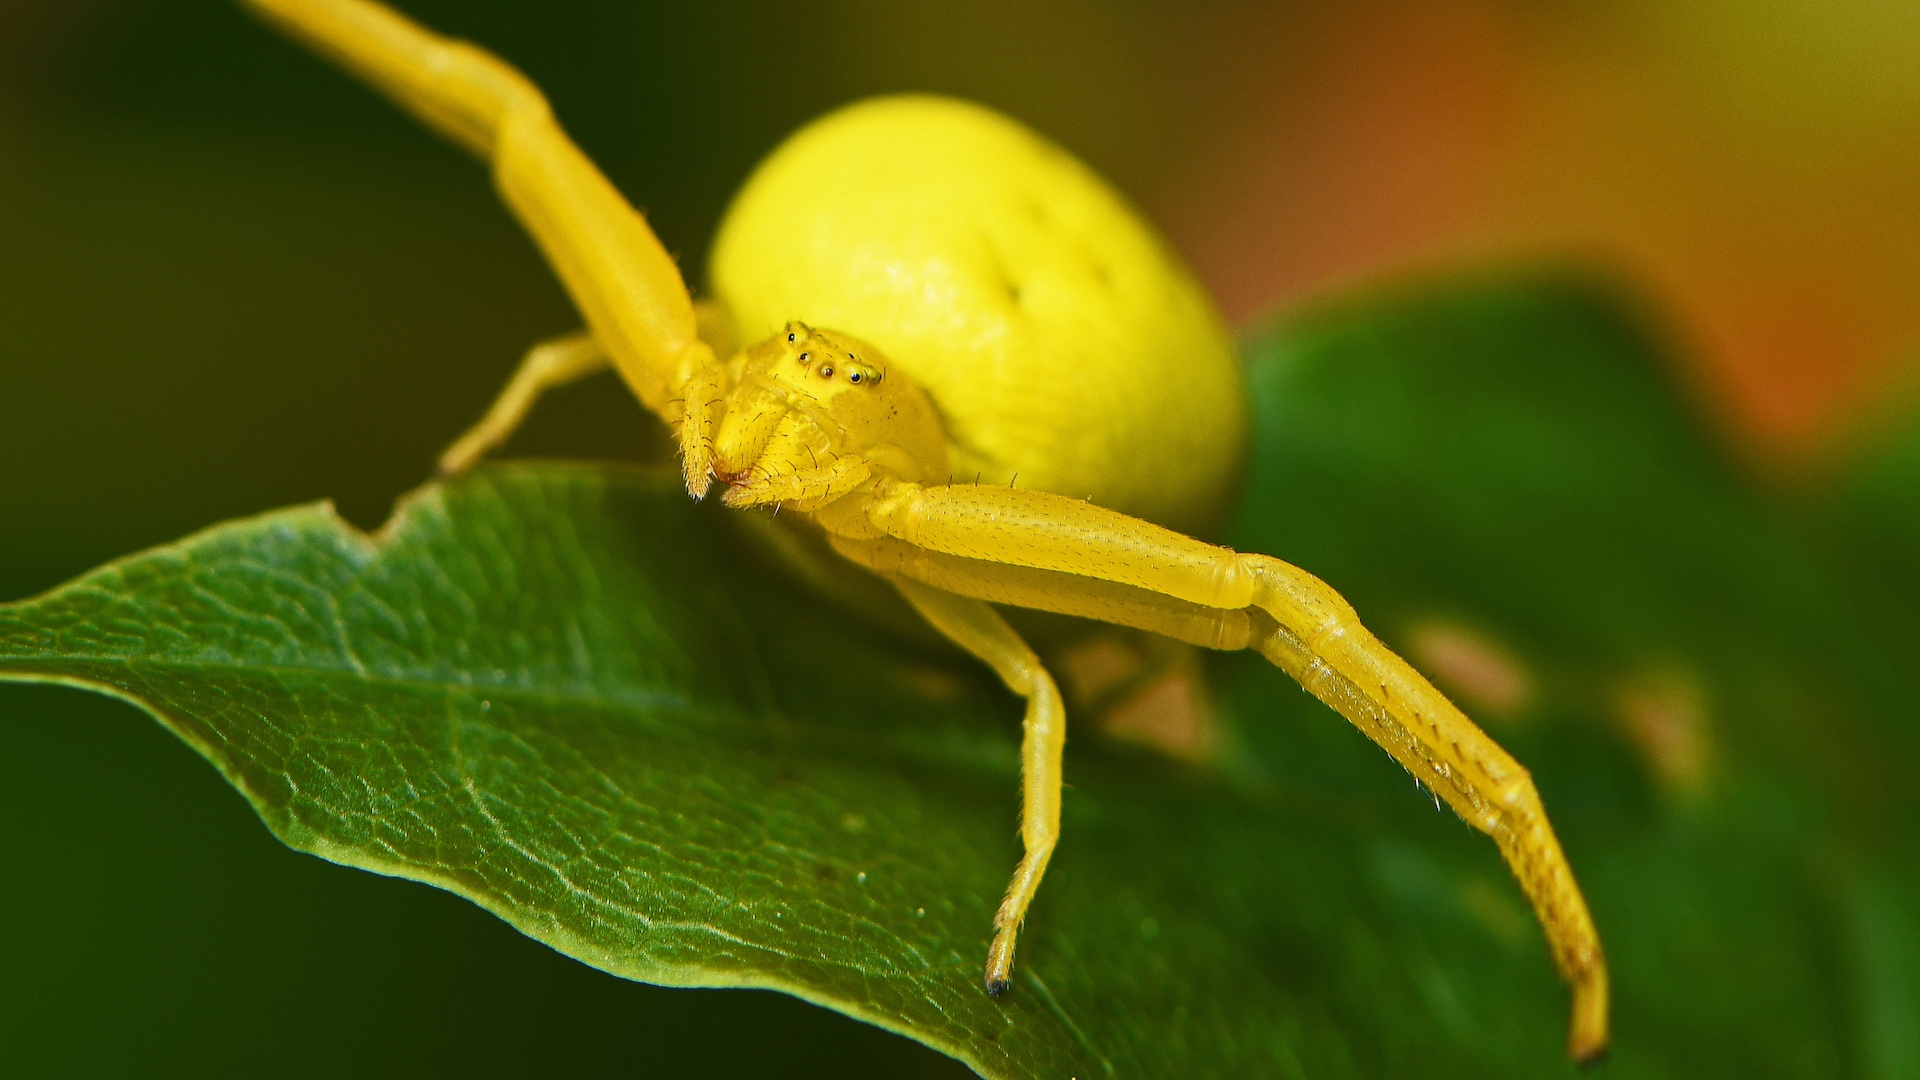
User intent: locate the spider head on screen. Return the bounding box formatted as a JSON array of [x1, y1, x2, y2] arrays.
[[707, 321, 947, 492], [757, 321, 888, 397]]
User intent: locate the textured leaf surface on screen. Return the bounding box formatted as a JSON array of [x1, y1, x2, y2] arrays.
[[3, 279, 1916, 1078]]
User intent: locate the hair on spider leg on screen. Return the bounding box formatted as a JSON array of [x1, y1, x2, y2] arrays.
[[1409, 774, 1445, 815]]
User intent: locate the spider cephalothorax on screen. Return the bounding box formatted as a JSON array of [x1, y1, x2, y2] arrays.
[[685, 322, 947, 510], [245, 0, 1611, 1061]]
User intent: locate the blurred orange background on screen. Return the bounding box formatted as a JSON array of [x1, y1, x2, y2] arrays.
[[1148, 0, 1920, 458]]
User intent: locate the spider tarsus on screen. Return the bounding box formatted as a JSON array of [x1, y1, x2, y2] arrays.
[[983, 976, 1011, 998], [1574, 1045, 1610, 1071]]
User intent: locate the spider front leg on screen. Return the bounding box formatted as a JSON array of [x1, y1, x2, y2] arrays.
[[831, 479, 1610, 1064], [244, 0, 713, 425], [888, 576, 1066, 996]]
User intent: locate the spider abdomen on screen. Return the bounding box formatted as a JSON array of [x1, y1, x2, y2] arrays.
[[709, 95, 1247, 538]]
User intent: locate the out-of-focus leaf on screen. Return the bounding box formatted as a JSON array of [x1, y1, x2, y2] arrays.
[[1809, 402, 1920, 692], [1227, 277, 1920, 1079], [2, 279, 1914, 1078]]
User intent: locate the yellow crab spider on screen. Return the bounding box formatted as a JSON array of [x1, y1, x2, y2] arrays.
[[241, 0, 1609, 1062]]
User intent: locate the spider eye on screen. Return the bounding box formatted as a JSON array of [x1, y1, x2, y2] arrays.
[[798, 352, 810, 363], [847, 371, 862, 383], [787, 332, 796, 342], [819, 364, 834, 378]]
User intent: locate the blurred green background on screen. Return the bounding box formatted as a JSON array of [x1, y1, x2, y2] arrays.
[[5, 0, 1920, 1076]]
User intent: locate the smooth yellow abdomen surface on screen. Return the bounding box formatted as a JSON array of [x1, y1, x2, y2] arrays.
[[710, 96, 1247, 536]]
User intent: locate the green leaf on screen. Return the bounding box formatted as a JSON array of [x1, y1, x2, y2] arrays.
[[1226, 277, 1920, 1078], [4, 277, 1915, 1078], [1808, 398, 1920, 688]]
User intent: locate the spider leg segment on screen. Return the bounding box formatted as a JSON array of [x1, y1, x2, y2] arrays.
[[242, 0, 712, 420], [677, 359, 731, 499], [889, 576, 1066, 997], [437, 331, 608, 475], [834, 480, 1610, 1063], [828, 533, 1257, 652]]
